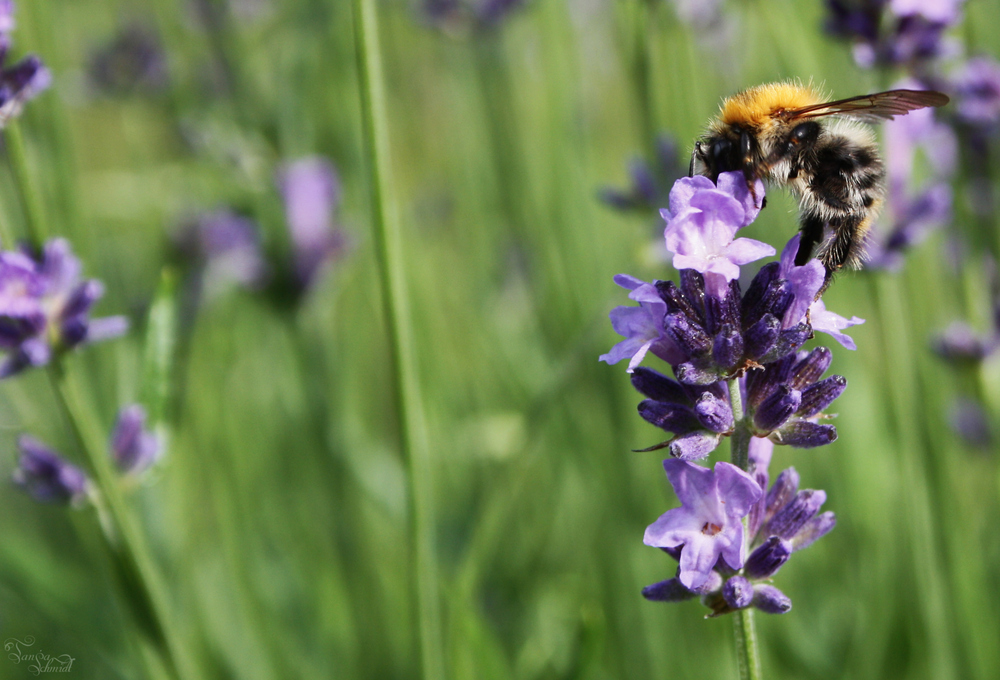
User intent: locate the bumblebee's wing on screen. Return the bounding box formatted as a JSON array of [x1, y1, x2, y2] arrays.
[[780, 89, 950, 123]]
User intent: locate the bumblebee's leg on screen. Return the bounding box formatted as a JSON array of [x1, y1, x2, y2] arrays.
[[795, 212, 826, 267], [816, 212, 870, 294]]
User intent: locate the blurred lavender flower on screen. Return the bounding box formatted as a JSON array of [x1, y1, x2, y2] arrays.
[[275, 157, 348, 293], [932, 320, 998, 362], [89, 24, 167, 96], [0, 239, 128, 378], [421, 0, 527, 33], [0, 0, 14, 35], [643, 459, 762, 590], [12, 435, 90, 504], [948, 397, 992, 448], [175, 210, 268, 300], [600, 136, 686, 213], [0, 24, 50, 126], [824, 0, 962, 69], [110, 404, 161, 475], [953, 57, 1000, 129], [644, 464, 835, 616]]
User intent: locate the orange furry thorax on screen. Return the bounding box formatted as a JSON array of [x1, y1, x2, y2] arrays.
[[717, 82, 821, 129]]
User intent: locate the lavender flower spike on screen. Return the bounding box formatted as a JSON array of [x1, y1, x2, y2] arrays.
[[662, 172, 773, 298], [110, 404, 161, 475], [644, 459, 762, 590], [13, 435, 90, 504], [0, 239, 128, 378]]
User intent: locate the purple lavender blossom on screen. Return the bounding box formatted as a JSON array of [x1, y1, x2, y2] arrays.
[[276, 157, 348, 292], [0, 239, 128, 378], [176, 210, 268, 299], [12, 435, 89, 504], [661, 173, 771, 298], [0, 2, 50, 127], [110, 404, 161, 475], [600, 136, 686, 213], [422, 0, 527, 33], [948, 397, 992, 448], [643, 459, 762, 590], [600, 275, 685, 372], [825, 0, 962, 68], [0, 1, 14, 35], [89, 24, 168, 96], [645, 463, 835, 615], [953, 57, 1000, 128], [932, 321, 997, 362]]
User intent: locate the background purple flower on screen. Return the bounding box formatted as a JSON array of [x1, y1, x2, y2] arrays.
[[276, 157, 349, 292], [110, 404, 162, 475], [13, 435, 90, 505]]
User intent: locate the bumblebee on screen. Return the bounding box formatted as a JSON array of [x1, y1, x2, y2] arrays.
[[690, 82, 949, 285]]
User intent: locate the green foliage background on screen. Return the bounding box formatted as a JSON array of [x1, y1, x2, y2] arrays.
[[1, 0, 999, 678]]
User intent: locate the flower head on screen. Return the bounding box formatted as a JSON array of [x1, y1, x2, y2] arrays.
[[110, 404, 161, 475], [600, 135, 686, 213], [0, 239, 128, 378], [0, 1, 49, 127], [644, 464, 835, 616], [276, 157, 348, 292], [661, 173, 772, 298], [953, 56, 1000, 128], [89, 23, 167, 96], [176, 210, 268, 298], [643, 459, 762, 590], [13, 435, 90, 504]]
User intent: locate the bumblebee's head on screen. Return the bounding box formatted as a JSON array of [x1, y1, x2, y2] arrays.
[[692, 124, 753, 182]]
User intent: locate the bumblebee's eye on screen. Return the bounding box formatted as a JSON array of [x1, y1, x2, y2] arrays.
[[789, 122, 819, 147], [710, 137, 732, 167]]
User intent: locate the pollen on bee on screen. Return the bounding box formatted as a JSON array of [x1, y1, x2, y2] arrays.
[[718, 82, 822, 128]]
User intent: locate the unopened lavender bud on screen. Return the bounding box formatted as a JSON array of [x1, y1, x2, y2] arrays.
[[694, 391, 734, 433], [752, 584, 792, 614], [760, 325, 811, 364], [791, 511, 837, 551], [754, 386, 802, 432], [788, 346, 833, 389], [631, 367, 687, 403], [669, 431, 721, 460], [665, 312, 712, 357], [675, 361, 720, 386], [678, 270, 706, 309], [764, 489, 827, 540], [744, 537, 792, 579], [655, 280, 700, 320], [744, 314, 780, 360], [764, 468, 799, 524], [797, 375, 847, 418], [712, 323, 744, 370], [774, 421, 837, 448], [638, 399, 701, 434], [642, 578, 698, 602], [722, 576, 754, 609]]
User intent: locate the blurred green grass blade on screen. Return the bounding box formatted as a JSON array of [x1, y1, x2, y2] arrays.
[[4, 122, 48, 246], [352, 0, 445, 679], [141, 267, 180, 429]]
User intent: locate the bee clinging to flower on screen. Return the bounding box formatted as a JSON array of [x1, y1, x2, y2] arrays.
[[690, 82, 949, 289]]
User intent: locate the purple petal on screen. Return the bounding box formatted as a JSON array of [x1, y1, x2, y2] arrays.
[[716, 171, 765, 227], [808, 299, 864, 350]]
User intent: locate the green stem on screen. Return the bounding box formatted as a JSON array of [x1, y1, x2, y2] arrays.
[[733, 607, 763, 680], [48, 362, 188, 680], [352, 1, 445, 679], [728, 377, 762, 679], [5, 122, 47, 246]]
